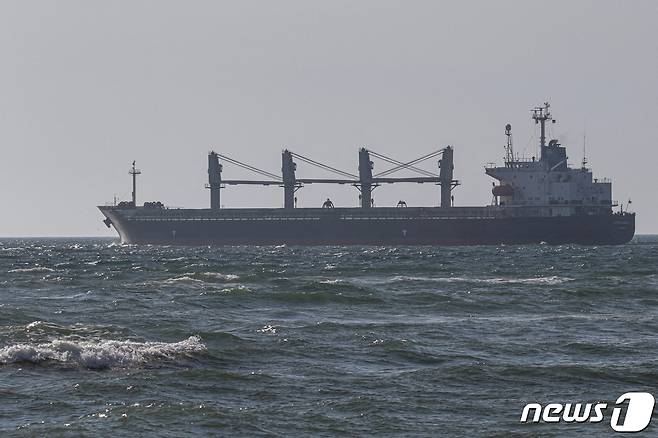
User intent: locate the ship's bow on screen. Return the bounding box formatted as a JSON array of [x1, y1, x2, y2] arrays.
[[98, 206, 132, 244]]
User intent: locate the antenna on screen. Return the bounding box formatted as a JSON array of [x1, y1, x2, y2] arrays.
[[581, 122, 588, 170], [129, 161, 141, 206]]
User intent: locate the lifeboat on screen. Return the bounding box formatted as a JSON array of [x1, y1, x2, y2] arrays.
[[492, 184, 514, 197]]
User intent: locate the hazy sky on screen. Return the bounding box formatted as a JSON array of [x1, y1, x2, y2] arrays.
[[0, 0, 656, 236]]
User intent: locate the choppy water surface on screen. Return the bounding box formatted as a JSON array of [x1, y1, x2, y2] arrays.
[[1, 237, 658, 436]]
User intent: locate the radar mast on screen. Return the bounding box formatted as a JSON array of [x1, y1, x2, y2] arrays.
[[531, 102, 556, 149], [504, 123, 515, 166]]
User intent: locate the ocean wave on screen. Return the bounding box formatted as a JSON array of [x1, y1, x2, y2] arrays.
[[164, 276, 205, 284], [319, 279, 343, 285], [388, 275, 574, 285], [5, 321, 133, 340], [163, 257, 187, 262], [220, 285, 251, 293], [200, 285, 251, 295], [26, 320, 46, 329], [198, 272, 240, 282], [8, 266, 55, 273], [269, 289, 382, 305], [257, 325, 277, 334], [165, 273, 240, 284], [0, 336, 206, 369]]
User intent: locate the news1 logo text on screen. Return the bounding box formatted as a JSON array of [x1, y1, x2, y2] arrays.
[[520, 392, 655, 432]]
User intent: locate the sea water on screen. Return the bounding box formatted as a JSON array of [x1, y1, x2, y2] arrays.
[[1, 237, 657, 436]]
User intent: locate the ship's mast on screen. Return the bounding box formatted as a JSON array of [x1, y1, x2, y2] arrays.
[[129, 161, 141, 207], [531, 102, 556, 150]]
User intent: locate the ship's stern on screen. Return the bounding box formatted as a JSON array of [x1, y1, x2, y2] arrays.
[[608, 212, 636, 244]]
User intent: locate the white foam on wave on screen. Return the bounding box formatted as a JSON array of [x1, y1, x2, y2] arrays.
[[220, 285, 250, 293], [257, 325, 277, 334], [389, 275, 574, 285], [8, 266, 55, 273], [200, 285, 251, 295], [319, 279, 343, 284], [164, 276, 204, 284], [199, 272, 240, 281], [492, 275, 574, 285], [165, 273, 240, 284], [0, 336, 206, 369], [26, 320, 45, 329]]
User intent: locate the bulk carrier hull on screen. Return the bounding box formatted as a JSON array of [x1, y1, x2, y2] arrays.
[[100, 104, 636, 246], [99, 206, 635, 246]]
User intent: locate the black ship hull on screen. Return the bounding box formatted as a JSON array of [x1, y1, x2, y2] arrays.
[[99, 207, 635, 246]]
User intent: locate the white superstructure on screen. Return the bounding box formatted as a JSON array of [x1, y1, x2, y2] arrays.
[[486, 103, 614, 217]]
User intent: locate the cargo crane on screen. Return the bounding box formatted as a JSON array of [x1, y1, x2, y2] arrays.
[[206, 148, 459, 209]]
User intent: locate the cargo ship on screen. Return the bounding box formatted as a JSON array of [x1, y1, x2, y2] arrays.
[[99, 103, 635, 245]]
